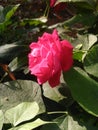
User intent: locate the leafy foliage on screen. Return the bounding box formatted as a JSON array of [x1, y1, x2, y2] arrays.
[[0, 0, 98, 130]]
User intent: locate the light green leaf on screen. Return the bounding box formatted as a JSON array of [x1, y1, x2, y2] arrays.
[[9, 118, 52, 130], [0, 110, 4, 130], [84, 44, 98, 78], [43, 82, 64, 102], [5, 102, 39, 126], [55, 115, 86, 130], [73, 50, 85, 61], [63, 67, 98, 117], [54, 113, 98, 130], [72, 34, 97, 61], [72, 34, 97, 51], [20, 16, 47, 26], [0, 80, 45, 117], [82, 34, 97, 50]]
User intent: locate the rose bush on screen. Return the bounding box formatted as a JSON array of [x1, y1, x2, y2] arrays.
[[28, 29, 73, 87]]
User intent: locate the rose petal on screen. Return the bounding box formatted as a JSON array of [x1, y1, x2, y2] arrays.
[[49, 70, 61, 87], [61, 40, 73, 71]]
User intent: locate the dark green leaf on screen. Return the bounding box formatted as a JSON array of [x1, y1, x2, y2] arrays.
[[0, 43, 27, 63], [84, 44, 98, 78], [8, 56, 27, 72], [63, 67, 98, 117], [63, 13, 96, 27], [40, 123, 60, 130]]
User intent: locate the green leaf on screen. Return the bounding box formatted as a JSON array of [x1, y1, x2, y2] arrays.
[[40, 124, 60, 130], [5, 102, 39, 126], [20, 16, 47, 26], [72, 34, 97, 61], [5, 4, 20, 21], [82, 34, 97, 50], [84, 44, 98, 78], [56, 0, 97, 11], [8, 56, 27, 72], [0, 110, 4, 130], [72, 34, 97, 51], [55, 115, 87, 130], [65, 115, 85, 130], [63, 67, 98, 117], [73, 50, 85, 61], [0, 4, 20, 32], [0, 80, 45, 117], [43, 82, 65, 102], [0, 5, 4, 23], [62, 13, 96, 28], [41, 114, 98, 130], [9, 118, 52, 130], [0, 43, 27, 63]]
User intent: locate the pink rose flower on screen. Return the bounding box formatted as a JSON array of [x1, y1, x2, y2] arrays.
[[28, 29, 73, 87]]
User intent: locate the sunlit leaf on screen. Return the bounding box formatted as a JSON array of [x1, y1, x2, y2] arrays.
[[5, 102, 39, 126], [55, 115, 86, 130], [82, 34, 97, 50], [9, 118, 52, 130], [41, 113, 98, 130], [72, 34, 97, 61], [43, 82, 64, 102], [0, 80, 45, 117], [0, 110, 4, 130]]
